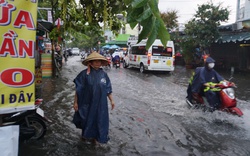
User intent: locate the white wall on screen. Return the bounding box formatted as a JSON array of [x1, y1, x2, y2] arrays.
[[237, 0, 250, 21]]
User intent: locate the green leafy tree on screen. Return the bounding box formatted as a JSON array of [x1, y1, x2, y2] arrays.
[[160, 10, 178, 31], [126, 0, 170, 49], [160, 10, 179, 60], [38, 0, 169, 49], [38, 0, 170, 76], [184, 2, 229, 49], [68, 0, 170, 49], [182, 2, 229, 64], [67, 28, 105, 51], [37, 1, 50, 19]]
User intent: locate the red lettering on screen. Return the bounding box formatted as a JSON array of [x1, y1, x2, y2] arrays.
[[0, 3, 16, 26], [19, 40, 34, 58], [13, 10, 35, 30], [0, 68, 34, 88], [0, 38, 17, 57], [0, 30, 35, 58]]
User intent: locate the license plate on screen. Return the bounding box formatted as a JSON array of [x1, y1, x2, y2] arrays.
[[36, 108, 44, 117], [154, 60, 159, 63]]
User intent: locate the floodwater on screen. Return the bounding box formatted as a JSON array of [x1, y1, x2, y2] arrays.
[[19, 56, 250, 156]]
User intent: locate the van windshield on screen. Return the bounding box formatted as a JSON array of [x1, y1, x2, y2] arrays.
[[152, 46, 172, 57]]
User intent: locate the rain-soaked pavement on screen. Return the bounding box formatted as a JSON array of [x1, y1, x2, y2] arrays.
[[19, 56, 250, 156]]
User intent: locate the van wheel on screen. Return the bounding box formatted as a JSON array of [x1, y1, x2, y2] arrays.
[[140, 64, 145, 73], [123, 61, 128, 68]]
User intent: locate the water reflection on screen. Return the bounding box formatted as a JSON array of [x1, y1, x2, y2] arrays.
[[19, 57, 250, 156]]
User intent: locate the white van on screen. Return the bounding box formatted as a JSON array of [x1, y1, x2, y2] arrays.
[[72, 47, 80, 55], [123, 39, 175, 73]]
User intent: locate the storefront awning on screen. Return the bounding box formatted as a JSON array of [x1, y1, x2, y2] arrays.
[[107, 41, 127, 45], [215, 31, 250, 43], [37, 19, 53, 32], [115, 34, 130, 41], [107, 34, 130, 46]]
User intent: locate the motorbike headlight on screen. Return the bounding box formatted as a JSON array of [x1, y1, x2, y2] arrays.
[[222, 81, 228, 86], [223, 88, 235, 99]]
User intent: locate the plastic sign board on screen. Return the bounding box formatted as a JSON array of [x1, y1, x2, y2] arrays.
[[0, 0, 38, 114], [0, 125, 19, 156]]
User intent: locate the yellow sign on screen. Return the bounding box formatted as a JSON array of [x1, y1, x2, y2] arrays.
[[35, 68, 42, 86], [166, 60, 171, 66], [240, 44, 250, 47], [138, 56, 140, 62], [154, 60, 159, 63], [0, 0, 38, 114]]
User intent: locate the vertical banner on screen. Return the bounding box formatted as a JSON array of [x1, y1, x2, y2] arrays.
[[47, 10, 52, 23], [0, 0, 38, 114]]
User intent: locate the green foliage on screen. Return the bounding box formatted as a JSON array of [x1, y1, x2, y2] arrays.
[[179, 38, 196, 64], [37, 1, 49, 20], [38, 0, 169, 50], [184, 2, 229, 48], [127, 0, 170, 49], [180, 2, 229, 64], [160, 10, 179, 30]]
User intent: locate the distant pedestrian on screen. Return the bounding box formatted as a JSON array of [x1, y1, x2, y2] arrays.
[[63, 50, 68, 64], [72, 52, 115, 146], [55, 44, 63, 69]]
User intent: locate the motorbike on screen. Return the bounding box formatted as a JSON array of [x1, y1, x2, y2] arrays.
[[1, 98, 51, 141], [186, 81, 243, 117], [113, 59, 120, 69], [81, 52, 86, 60], [106, 55, 111, 68]]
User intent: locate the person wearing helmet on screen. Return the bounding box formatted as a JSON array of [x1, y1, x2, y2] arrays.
[[187, 57, 225, 110]]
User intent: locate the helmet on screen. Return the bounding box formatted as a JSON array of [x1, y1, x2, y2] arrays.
[[205, 57, 215, 70], [205, 57, 215, 63]]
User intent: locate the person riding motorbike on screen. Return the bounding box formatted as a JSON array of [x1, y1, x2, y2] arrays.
[[186, 57, 226, 111], [112, 54, 120, 66]]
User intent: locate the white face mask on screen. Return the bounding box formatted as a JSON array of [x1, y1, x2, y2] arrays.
[[208, 63, 215, 69]]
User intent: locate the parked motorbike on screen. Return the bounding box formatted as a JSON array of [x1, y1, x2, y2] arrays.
[[186, 81, 243, 117], [1, 99, 51, 141]]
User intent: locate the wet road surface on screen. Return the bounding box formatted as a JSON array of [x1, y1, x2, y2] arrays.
[[19, 56, 250, 156]]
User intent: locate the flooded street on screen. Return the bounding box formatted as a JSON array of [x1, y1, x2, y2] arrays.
[[19, 56, 250, 156]]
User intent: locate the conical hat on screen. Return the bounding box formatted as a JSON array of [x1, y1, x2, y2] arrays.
[[82, 52, 108, 66]]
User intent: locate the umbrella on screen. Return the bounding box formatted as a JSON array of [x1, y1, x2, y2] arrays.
[[110, 45, 120, 49], [102, 45, 111, 49]]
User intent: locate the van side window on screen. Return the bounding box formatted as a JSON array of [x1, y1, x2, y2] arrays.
[[131, 46, 147, 55]]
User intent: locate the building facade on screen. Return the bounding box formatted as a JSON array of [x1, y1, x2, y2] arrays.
[[210, 0, 250, 71]]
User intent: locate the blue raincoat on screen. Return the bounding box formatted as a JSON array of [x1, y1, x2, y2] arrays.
[[191, 67, 224, 93], [73, 67, 112, 143], [112, 55, 120, 63], [187, 66, 224, 108]]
